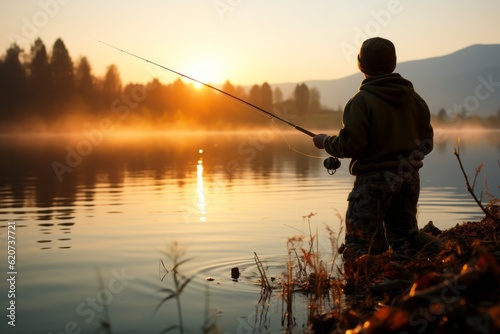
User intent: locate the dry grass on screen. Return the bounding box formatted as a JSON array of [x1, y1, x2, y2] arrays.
[[253, 212, 348, 332]]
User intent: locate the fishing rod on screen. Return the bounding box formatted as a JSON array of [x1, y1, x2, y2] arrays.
[[98, 40, 316, 137], [97, 40, 341, 173]]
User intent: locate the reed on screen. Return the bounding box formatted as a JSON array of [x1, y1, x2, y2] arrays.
[[276, 213, 346, 332], [96, 268, 114, 334], [155, 241, 194, 334], [254, 252, 273, 291], [201, 284, 221, 334], [454, 139, 500, 224]]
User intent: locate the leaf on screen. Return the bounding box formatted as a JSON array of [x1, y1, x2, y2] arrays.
[[154, 293, 177, 314], [159, 325, 179, 333], [158, 288, 175, 294], [178, 276, 194, 294], [159, 259, 169, 281], [172, 257, 194, 270]]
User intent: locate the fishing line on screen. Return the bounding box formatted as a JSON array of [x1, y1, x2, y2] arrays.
[[270, 118, 324, 159], [218, 92, 323, 159]]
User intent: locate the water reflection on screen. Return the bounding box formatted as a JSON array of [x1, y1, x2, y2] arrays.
[[0, 130, 499, 333], [0, 130, 499, 239], [196, 150, 207, 222]]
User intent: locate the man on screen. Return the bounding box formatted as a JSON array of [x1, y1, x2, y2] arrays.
[[313, 37, 440, 261]]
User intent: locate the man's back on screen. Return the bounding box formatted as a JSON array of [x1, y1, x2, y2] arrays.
[[337, 73, 434, 175]]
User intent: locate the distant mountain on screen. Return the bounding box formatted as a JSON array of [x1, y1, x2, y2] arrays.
[[272, 44, 500, 117]]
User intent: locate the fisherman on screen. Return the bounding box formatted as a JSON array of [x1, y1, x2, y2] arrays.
[[313, 37, 441, 262]]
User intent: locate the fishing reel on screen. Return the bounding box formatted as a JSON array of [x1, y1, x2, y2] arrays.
[[323, 156, 341, 175]]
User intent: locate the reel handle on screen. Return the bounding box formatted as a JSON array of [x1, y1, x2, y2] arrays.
[[323, 156, 341, 175]]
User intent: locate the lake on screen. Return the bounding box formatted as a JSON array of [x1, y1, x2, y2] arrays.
[[0, 128, 499, 333]]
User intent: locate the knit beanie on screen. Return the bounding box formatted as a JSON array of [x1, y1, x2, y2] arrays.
[[357, 37, 397, 76]]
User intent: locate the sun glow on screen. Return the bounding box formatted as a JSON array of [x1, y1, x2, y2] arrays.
[[182, 56, 226, 88]]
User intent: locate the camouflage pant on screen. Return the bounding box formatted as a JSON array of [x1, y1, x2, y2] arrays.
[[344, 170, 420, 258]]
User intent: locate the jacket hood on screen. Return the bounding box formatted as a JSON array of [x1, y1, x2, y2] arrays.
[[359, 73, 415, 108]]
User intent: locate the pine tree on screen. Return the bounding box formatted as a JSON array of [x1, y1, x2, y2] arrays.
[[294, 83, 309, 116], [50, 38, 74, 102], [29, 38, 52, 104], [75, 56, 94, 101], [0, 44, 27, 119]]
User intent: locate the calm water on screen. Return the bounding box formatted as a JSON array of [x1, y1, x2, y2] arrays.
[[0, 129, 499, 333]]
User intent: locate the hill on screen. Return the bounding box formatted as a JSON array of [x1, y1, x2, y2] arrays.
[[272, 44, 500, 117]]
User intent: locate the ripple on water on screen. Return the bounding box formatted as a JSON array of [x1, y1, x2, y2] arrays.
[[183, 254, 292, 295]]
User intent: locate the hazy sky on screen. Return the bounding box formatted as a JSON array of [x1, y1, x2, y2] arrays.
[[2, 0, 500, 86]]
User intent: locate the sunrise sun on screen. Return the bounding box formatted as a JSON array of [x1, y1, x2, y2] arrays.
[[183, 56, 226, 88]]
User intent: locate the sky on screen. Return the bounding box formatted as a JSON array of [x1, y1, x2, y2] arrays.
[[1, 0, 500, 86]]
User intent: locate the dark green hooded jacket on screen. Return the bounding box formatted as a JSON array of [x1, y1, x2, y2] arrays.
[[323, 73, 433, 175]]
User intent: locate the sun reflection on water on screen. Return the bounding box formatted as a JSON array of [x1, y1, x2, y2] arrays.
[[196, 149, 206, 222]]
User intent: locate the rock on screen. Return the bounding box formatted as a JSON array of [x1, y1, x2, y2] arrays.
[[231, 267, 240, 279], [422, 221, 442, 236]]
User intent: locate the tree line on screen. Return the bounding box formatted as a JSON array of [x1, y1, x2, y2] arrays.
[[2, 37, 499, 130], [0, 37, 336, 130], [433, 107, 500, 128]]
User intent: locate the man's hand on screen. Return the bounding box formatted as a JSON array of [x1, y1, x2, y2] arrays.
[[313, 134, 328, 149]]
